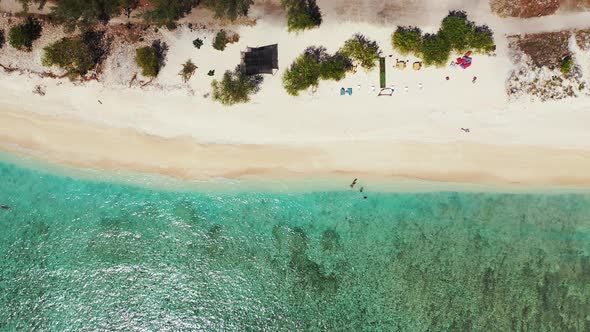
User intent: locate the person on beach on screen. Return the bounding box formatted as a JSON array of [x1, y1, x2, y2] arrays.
[[445, 76, 450, 81], [350, 178, 358, 188], [418, 82, 423, 90], [472, 76, 477, 83]]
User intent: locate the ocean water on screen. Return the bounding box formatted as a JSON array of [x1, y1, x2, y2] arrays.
[[0, 160, 589, 331]]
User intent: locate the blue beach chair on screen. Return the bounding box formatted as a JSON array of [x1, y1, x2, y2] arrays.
[[340, 87, 346, 95], [346, 88, 353, 95]]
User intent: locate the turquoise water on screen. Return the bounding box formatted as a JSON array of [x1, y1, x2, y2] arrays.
[[1, 160, 589, 331]]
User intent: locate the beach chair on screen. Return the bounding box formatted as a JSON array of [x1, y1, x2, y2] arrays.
[[346, 88, 353, 95], [413, 61, 422, 70], [340, 87, 346, 95]]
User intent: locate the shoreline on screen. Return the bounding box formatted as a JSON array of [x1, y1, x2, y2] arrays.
[[2, 108, 590, 193]]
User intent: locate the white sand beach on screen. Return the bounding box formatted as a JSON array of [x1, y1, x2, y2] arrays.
[[2, 0, 590, 188]]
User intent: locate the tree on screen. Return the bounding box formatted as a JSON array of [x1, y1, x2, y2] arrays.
[[135, 40, 168, 77], [8, 17, 42, 51], [282, 0, 322, 32], [339, 34, 381, 70], [211, 66, 263, 105], [42, 31, 107, 77], [468, 25, 495, 53], [421, 33, 450, 67], [201, 0, 254, 21], [392, 26, 422, 56], [51, 0, 123, 29], [212, 30, 229, 51], [179, 59, 197, 82], [319, 52, 352, 81], [439, 10, 473, 52], [282, 47, 323, 96], [145, 0, 198, 25]]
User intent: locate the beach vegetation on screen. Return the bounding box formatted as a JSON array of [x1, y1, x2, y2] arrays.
[[390, 11, 495, 67], [283, 48, 322, 95], [42, 31, 107, 77], [319, 52, 352, 81], [8, 17, 42, 52], [212, 30, 239, 51], [560, 56, 573, 75], [0, 30, 5, 49], [391, 26, 422, 56], [439, 10, 472, 52], [201, 0, 254, 21], [120, 0, 140, 18], [212, 30, 229, 51], [421, 33, 451, 67], [145, 0, 198, 25], [134, 40, 168, 77], [282, 0, 322, 32], [51, 0, 123, 30], [283, 46, 351, 96], [211, 66, 263, 105], [467, 24, 495, 53], [18, 0, 47, 12], [193, 38, 203, 49], [179, 59, 198, 83], [339, 34, 381, 70], [207, 69, 215, 76]]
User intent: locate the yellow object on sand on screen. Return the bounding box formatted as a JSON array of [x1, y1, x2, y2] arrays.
[[396, 61, 406, 69], [413, 61, 422, 70]]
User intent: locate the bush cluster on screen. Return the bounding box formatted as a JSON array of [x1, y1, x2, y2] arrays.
[[283, 34, 379, 95], [391, 11, 495, 67], [135, 40, 168, 77], [202, 0, 254, 21], [8, 17, 42, 51], [339, 33, 381, 70], [283, 46, 352, 96], [560, 56, 573, 75], [212, 30, 239, 51], [282, 0, 322, 32], [42, 31, 107, 77], [211, 66, 263, 105]]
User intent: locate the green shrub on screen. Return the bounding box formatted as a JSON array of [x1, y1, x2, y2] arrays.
[[8, 17, 42, 51], [51, 0, 122, 29], [211, 66, 263, 105], [42, 31, 106, 76], [468, 25, 495, 53], [201, 0, 254, 21], [213, 30, 229, 51], [339, 33, 381, 70], [282, 0, 322, 32], [319, 52, 352, 81], [193, 38, 203, 49], [145, 0, 198, 25], [390, 11, 495, 67], [179, 59, 197, 83], [283, 48, 323, 96], [283, 46, 351, 95], [421, 33, 450, 67], [561, 56, 574, 75], [135, 40, 168, 77], [439, 10, 472, 52], [392, 26, 422, 56]]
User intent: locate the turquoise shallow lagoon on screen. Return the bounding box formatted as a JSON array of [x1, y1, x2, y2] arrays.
[[1, 160, 589, 331]]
